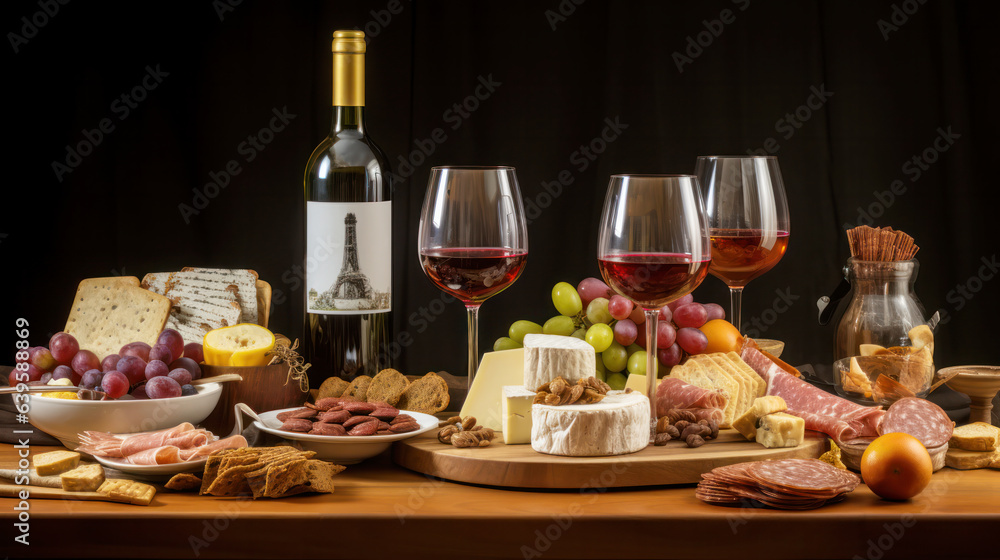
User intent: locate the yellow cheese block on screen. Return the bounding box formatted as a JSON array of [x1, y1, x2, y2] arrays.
[[33, 450, 81, 476], [60, 463, 106, 492], [733, 396, 788, 441], [756, 412, 805, 448], [624, 373, 664, 395], [459, 349, 524, 431]]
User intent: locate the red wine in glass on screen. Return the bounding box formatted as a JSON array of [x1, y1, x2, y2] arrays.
[[420, 248, 528, 304], [599, 253, 711, 308], [709, 229, 789, 288]]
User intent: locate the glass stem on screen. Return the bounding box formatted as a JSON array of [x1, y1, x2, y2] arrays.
[[466, 304, 481, 390], [644, 309, 659, 444], [729, 287, 744, 334]]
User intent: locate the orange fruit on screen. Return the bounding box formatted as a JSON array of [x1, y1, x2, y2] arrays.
[[699, 319, 743, 354], [860, 433, 933, 501]]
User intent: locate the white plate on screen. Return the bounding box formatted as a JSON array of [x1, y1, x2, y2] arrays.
[[248, 407, 439, 464], [93, 454, 208, 479]]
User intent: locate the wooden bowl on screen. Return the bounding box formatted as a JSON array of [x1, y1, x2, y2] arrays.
[[199, 363, 309, 436]]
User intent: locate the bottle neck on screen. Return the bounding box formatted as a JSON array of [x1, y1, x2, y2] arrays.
[[331, 106, 366, 135]]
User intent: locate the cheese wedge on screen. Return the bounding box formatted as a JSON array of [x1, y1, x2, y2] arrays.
[[501, 386, 536, 445], [60, 463, 105, 492], [756, 412, 805, 448], [625, 373, 663, 395], [733, 396, 788, 441], [33, 451, 80, 476], [523, 334, 593, 391], [459, 349, 524, 431]]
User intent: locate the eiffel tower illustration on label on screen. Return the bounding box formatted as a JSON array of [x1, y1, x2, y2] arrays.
[[317, 213, 373, 310]]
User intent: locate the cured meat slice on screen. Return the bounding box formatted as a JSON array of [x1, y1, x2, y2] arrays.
[[749, 459, 860, 494], [878, 397, 953, 448], [785, 409, 870, 443], [178, 435, 248, 461], [697, 459, 859, 510], [120, 422, 196, 457], [764, 369, 884, 441], [128, 445, 182, 465], [655, 378, 727, 417]]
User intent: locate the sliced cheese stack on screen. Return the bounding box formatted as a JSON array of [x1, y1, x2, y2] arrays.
[[531, 392, 649, 457], [523, 334, 593, 391], [670, 352, 765, 428]]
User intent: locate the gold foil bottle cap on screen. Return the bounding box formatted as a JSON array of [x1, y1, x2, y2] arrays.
[[332, 30, 366, 54]]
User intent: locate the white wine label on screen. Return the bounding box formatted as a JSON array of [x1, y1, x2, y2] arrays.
[[306, 201, 391, 315]]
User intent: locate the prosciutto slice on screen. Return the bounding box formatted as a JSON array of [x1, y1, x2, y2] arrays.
[[178, 435, 248, 461], [656, 378, 727, 418], [128, 445, 182, 465], [76, 422, 247, 464], [120, 422, 196, 457]]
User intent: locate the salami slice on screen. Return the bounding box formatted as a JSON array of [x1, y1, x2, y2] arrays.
[[655, 378, 727, 417], [878, 397, 953, 448], [697, 459, 860, 510], [749, 459, 860, 494], [764, 368, 884, 441]]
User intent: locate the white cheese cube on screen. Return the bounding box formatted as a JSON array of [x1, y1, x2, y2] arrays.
[[501, 386, 536, 445]]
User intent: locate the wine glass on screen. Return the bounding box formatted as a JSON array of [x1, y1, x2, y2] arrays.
[[418, 166, 529, 389], [695, 156, 790, 332], [597, 175, 712, 441]]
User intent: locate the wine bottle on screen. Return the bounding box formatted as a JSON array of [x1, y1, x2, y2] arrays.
[[303, 30, 392, 384]]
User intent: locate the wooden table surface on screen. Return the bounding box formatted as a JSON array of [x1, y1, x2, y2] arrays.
[[1, 444, 998, 560]]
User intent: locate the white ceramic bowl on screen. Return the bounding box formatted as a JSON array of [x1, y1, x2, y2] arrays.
[[28, 383, 223, 449], [243, 406, 439, 464]]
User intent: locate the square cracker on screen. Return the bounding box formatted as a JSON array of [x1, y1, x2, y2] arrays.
[[64, 278, 171, 359], [97, 479, 156, 505]]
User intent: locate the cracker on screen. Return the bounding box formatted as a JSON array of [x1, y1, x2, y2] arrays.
[[64, 278, 171, 359], [365, 368, 410, 406], [165, 473, 202, 492], [317, 376, 350, 399], [396, 372, 450, 414], [342, 375, 372, 401], [97, 479, 156, 506]]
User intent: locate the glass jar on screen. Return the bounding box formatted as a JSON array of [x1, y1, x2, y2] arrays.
[[833, 258, 934, 403]]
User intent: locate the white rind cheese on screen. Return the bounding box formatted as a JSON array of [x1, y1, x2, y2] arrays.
[[501, 386, 536, 445], [531, 392, 649, 457], [523, 334, 594, 392]]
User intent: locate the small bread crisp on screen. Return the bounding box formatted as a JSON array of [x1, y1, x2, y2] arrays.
[[97, 479, 156, 506], [64, 277, 170, 359], [317, 376, 350, 399], [165, 473, 202, 492], [342, 375, 372, 401], [396, 372, 450, 414], [366, 369, 410, 406]]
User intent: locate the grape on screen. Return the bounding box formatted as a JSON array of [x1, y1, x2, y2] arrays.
[[146, 376, 182, 399], [577, 278, 612, 307], [184, 343, 204, 363], [658, 306, 673, 324], [606, 372, 627, 391], [626, 343, 643, 355], [132, 385, 149, 399], [493, 337, 521, 351], [81, 370, 103, 390], [667, 293, 694, 312], [613, 319, 638, 346], [181, 384, 198, 397], [71, 350, 100, 377], [635, 325, 647, 349], [608, 295, 633, 321], [39, 372, 53, 384], [116, 355, 148, 385], [118, 394, 136, 400], [542, 315, 577, 337], [16, 348, 32, 365], [168, 368, 193, 386], [29, 347, 57, 371], [674, 303, 708, 329], [585, 323, 614, 352], [657, 344, 683, 367], [145, 359, 170, 380], [119, 342, 151, 362], [102, 371, 130, 399], [627, 350, 648, 376], [101, 353, 121, 373], [676, 327, 709, 354], [704, 303, 726, 321], [585, 297, 613, 324], [602, 342, 628, 372], [149, 343, 175, 364], [570, 328, 586, 341], [49, 332, 79, 364], [169, 357, 202, 380], [656, 321, 677, 348], [157, 329, 185, 361], [509, 320, 543, 344], [551, 282, 583, 316], [629, 306, 646, 324], [52, 365, 74, 381]]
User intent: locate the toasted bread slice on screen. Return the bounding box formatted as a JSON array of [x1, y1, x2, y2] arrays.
[[317, 376, 350, 399], [945, 446, 1000, 470], [342, 375, 372, 401], [949, 422, 1000, 452], [397, 372, 450, 414], [366, 368, 410, 406]]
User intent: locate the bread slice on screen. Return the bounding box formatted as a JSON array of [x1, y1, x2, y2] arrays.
[[949, 422, 1000, 452], [64, 279, 171, 359], [256, 279, 272, 328], [181, 268, 258, 325], [366, 368, 410, 406], [397, 372, 450, 414], [317, 376, 350, 399], [342, 375, 372, 401], [726, 351, 766, 398], [945, 446, 1000, 470]]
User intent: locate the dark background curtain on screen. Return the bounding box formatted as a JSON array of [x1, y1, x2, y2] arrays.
[[4, 0, 998, 379]]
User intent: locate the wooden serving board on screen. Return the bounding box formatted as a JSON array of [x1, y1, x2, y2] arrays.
[[393, 429, 826, 489], [0, 482, 149, 505]]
